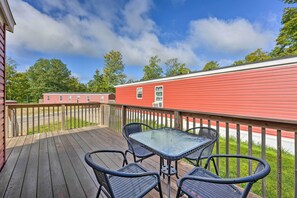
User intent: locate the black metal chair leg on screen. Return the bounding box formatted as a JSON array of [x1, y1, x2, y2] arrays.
[[96, 185, 102, 198], [176, 186, 181, 198], [158, 182, 163, 198], [175, 160, 179, 179], [159, 157, 163, 176]]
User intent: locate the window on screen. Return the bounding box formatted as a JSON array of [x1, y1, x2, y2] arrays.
[[87, 96, 90, 102], [60, 96, 63, 101], [155, 86, 163, 107], [68, 95, 72, 101], [100, 96, 104, 102], [136, 87, 143, 99], [47, 96, 50, 101]]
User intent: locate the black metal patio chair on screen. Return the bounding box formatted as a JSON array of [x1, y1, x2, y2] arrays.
[[85, 150, 163, 198], [176, 154, 271, 198], [122, 122, 155, 163], [184, 127, 219, 167]]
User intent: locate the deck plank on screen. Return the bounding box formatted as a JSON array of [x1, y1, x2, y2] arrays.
[[52, 131, 86, 198], [21, 134, 40, 198], [0, 136, 25, 197], [37, 132, 53, 198], [4, 135, 33, 198], [47, 132, 69, 198], [59, 131, 98, 197]]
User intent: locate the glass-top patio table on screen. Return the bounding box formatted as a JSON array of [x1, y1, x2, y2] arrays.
[[130, 127, 211, 197]]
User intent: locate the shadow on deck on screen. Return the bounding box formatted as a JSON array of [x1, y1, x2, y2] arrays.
[[0, 126, 259, 198]]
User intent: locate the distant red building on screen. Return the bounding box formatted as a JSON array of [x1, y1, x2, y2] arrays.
[[116, 56, 297, 121], [42, 92, 115, 104]]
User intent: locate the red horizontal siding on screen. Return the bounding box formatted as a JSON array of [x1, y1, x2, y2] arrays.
[[0, 23, 5, 171], [116, 64, 297, 121]]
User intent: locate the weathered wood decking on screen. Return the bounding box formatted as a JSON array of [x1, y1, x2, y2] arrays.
[[0, 126, 259, 198]]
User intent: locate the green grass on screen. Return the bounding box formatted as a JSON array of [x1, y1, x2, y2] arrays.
[[28, 118, 97, 134], [199, 137, 294, 197]]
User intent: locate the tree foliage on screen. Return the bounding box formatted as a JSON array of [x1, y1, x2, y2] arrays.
[[102, 50, 126, 92], [272, 0, 297, 57], [142, 56, 163, 80], [203, 61, 220, 71], [233, 49, 272, 65], [87, 69, 104, 92], [165, 58, 190, 77]]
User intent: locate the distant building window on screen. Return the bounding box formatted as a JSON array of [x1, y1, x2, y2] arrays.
[[69, 96, 72, 101], [76, 96, 80, 103], [87, 96, 90, 102], [47, 96, 50, 100], [100, 96, 104, 102], [60, 96, 62, 101], [155, 86, 163, 107], [136, 87, 143, 99]]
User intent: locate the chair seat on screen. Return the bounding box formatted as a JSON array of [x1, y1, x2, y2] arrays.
[[178, 167, 242, 198], [109, 163, 158, 198], [128, 145, 154, 158]]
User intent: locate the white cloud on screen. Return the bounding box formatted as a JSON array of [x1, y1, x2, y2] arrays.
[[7, 1, 275, 68], [188, 17, 274, 53]]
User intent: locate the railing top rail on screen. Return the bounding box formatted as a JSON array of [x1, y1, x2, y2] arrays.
[[105, 103, 297, 131], [6, 102, 101, 108]]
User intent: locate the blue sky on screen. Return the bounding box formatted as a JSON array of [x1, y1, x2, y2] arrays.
[[7, 0, 286, 83]]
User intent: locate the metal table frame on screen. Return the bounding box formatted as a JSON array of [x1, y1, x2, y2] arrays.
[[130, 128, 211, 198]]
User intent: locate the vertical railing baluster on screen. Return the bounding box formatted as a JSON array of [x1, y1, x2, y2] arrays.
[[170, 113, 172, 128], [200, 118, 203, 127], [186, 117, 189, 130], [38, 107, 40, 133], [57, 106, 60, 131], [226, 122, 229, 178], [32, 107, 35, 134], [157, 112, 159, 127], [165, 113, 168, 127], [216, 121, 220, 172], [236, 124, 240, 178], [277, 129, 282, 198], [52, 106, 55, 132], [153, 111, 156, 128], [43, 106, 45, 133], [193, 118, 196, 133], [74, 105, 76, 128], [248, 125, 252, 175], [261, 127, 266, 197], [20, 108, 23, 135], [295, 131, 297, 198], [208, 120, 211, 128], [48, 106, 50, 131]]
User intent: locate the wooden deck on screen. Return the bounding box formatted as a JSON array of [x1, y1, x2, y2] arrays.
[[0, 126, 259, 198]]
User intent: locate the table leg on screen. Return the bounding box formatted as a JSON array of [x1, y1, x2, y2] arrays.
[[167, 159, 171, 198]]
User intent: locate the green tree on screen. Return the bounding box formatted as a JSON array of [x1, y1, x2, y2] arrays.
[[165, 58, 190, 77], [27, 59, 74, 102], [9, 72, 30, 102], [202, 61, 220, 71], [5, 57, 17, 100], [233, 49, 271, 65], [67, 77, 87, 92], [142, 56, 163, 80], [102, 51, 126, 92], [271, 0, 297, 57], [87, 69, 104, 92]]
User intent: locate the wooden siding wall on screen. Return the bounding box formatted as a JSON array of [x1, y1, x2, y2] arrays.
[[116, 64, 297, 121], [0, 23, 5, 170]]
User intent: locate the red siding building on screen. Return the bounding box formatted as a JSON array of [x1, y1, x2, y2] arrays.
[[42, 92, 115, 104], [116, 56, 297, 121], [0, 0, 15, 171]]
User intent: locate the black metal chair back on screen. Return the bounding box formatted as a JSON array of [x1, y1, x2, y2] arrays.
[[186, 127, 219, 159], [122, 122, 153, 151]]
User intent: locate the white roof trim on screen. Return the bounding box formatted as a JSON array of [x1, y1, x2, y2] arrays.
[[115, 56, 297, 88], [0, 0, 15, 32], [43, 93, 113, 95]]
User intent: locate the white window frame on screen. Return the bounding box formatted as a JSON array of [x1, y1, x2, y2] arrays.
[[136, 87, 143, 99], [47, 96, 50, 101], [154, 85, 163, 107], [68, 95, 72, 101], [87, 96, 90, 102], [100, 96, 104, 102], [59, 95, 63, 101]]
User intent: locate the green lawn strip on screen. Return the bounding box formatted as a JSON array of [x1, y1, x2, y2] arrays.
[[28, 118, 96, 134], [197, 137, 294, 197]]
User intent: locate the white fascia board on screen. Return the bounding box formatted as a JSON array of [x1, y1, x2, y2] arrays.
[[0, 0, 15, 32], [115, 56, 297, 88]]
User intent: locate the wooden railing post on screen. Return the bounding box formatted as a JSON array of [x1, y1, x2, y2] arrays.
[[61, 105, 66, 130], [174, 111, 182, 130], [122, 105, 127, 127]]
